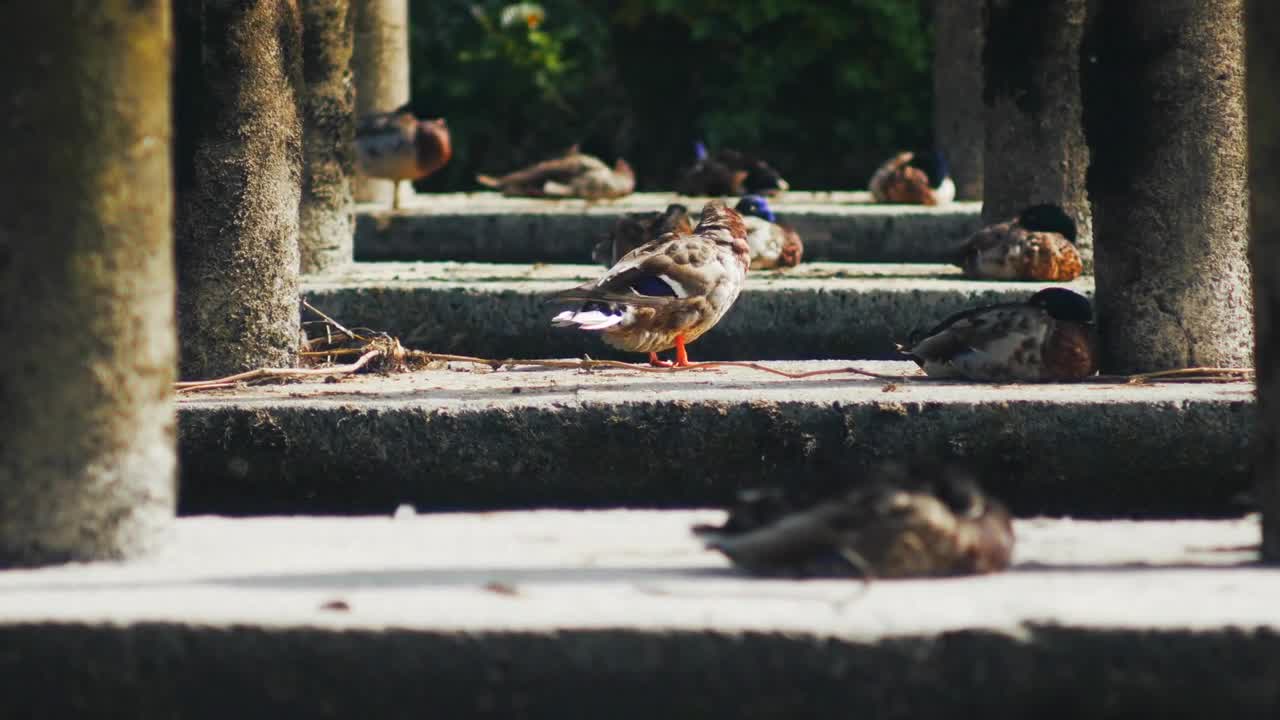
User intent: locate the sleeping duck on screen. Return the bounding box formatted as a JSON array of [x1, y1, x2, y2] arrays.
[[869, 150, 955, 205], [955, 204, 1083, 281], [477, 146, 635, 200], [693, 466, 1014, 579], [677, 142, 790, 197], [734, 195, 804, 270], [900, 287, 1097, 382], [591, 204, 693, 266], [355, 105, 452, 210], [551, 200, 750, 367]]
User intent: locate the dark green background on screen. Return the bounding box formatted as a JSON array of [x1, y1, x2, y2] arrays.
[[408, 0, 933, 192]]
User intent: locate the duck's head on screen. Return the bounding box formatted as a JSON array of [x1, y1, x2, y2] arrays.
[[734, 194, 777, 223], [1018, 204, 1078, 242], [744, 160, 789, 195], [1028, 287, 1093, 324]]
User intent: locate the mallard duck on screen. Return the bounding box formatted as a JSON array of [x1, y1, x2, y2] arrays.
[[900, 287, 1097, 381], [734, 195, 804, 270], [550, 200, 750, 367], [869, 150, 955, 205], [476, 146, 635, 200], [591, 204, 693, 266], [354, 106, 451, 210], [677, 142, 790, 197], [955, 204, 1083, 281], [693, 466, 1014, 578]]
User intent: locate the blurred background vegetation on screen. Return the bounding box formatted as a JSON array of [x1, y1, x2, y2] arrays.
[[408, 0, 933, 192]]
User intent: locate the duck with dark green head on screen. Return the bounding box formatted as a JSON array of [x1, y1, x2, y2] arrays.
[[900, 287, 1097, 381], [956, 204, 1083, 281], [734, 195, 803, 270]]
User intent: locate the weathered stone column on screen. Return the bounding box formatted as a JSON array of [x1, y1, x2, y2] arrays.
[[934, 0, 985, 201], [352, 0, 411, 205], [300, 0, 356, 273], [175, 0, 304, 379], [982, 0, 1092, 263], [0, 1, 176, 565], [1082, 0, 1251, 373], [1248, 0, 1280, 562]]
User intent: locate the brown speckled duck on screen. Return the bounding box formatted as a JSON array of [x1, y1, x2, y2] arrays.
[[955, 204, 1083, 281], [693, 466, 1014, 579], [477, 146, 635, 200], [869, 150, 955, 205], [735, 195, 803, 270], [591, 204, 693, 266], [551, 201, 749, 367], [900, 287, 1097, 381], [355, 106, 451, 210]]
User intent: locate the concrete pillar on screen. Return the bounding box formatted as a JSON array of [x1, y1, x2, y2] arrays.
[[982, 0, 1092, 264], [300, 0, 356, 274], [1248, 0, 1280, 562], [352, 0, 411, 205], [0, 1, 176, 566], [934, 0, 985, 201], [1083, 0, 1251, 374], [175, 0, 304, 380]]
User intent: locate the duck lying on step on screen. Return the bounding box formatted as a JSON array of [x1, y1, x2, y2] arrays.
[[954, 204, 1083, 281], [735, 195, 803, 270], [677, 142, 790, 197], [900, 287, 1097, 381], [591, 204, 693, 266], [354, 105, 452, 210], [694, 466, 1014, 579], [869, 150, 954, 205], [477, 146, 635, 200], [551, 201, 749, 367]]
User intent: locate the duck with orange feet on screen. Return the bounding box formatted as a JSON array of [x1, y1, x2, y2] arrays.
[[550, 201, 750, 367], [694, 464, 1014, 579], [954, 203, 1083, 281], [899, 287, 1097, 381], [735, 195, 803, 270], [477, 146, 635, 200], [355, 104, 451, 210], [869, 150, 955, 205]]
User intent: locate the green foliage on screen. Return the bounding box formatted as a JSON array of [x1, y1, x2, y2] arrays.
[[408, 0, 933, 191]]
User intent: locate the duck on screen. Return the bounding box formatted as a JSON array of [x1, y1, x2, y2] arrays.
[[955, 204, 1083, 281], [591, 204, 693, 266], [550, 200, 750, 367], [869, 150, 955, 205], [676, 142, 790, 197], [354, 105, 451, 210], [899, 287, 1097, 381], [734, 195, 804, 270], [476, 146, 635, 200], [693, 465, 1014, 579]]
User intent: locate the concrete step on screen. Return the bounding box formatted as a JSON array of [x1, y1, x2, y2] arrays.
[[354, 192, 984, 264], [0, 512, 1270, 718], [303, 262, 1094, 360], [176, 361, 1250, 517]]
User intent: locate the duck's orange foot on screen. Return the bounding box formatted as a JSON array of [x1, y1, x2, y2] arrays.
[[648, 352, 673, 368], [673, 334, 691, 367]]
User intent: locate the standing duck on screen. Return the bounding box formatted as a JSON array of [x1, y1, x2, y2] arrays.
[[551, 200, 750, 367], [955, 204, 1083, 281], [693, 467, 1014, 579], [899, 287, 1097, 381], [677, 142, 790, 197], [591, 204, 693, 266], [476, 146, 635, 200], [869, 150, 955, 205], [735, 195, 804, 270], [354, 105, 451, 210]]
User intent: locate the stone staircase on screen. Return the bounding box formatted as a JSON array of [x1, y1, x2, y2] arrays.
[[7, 192, 1270, 718]]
